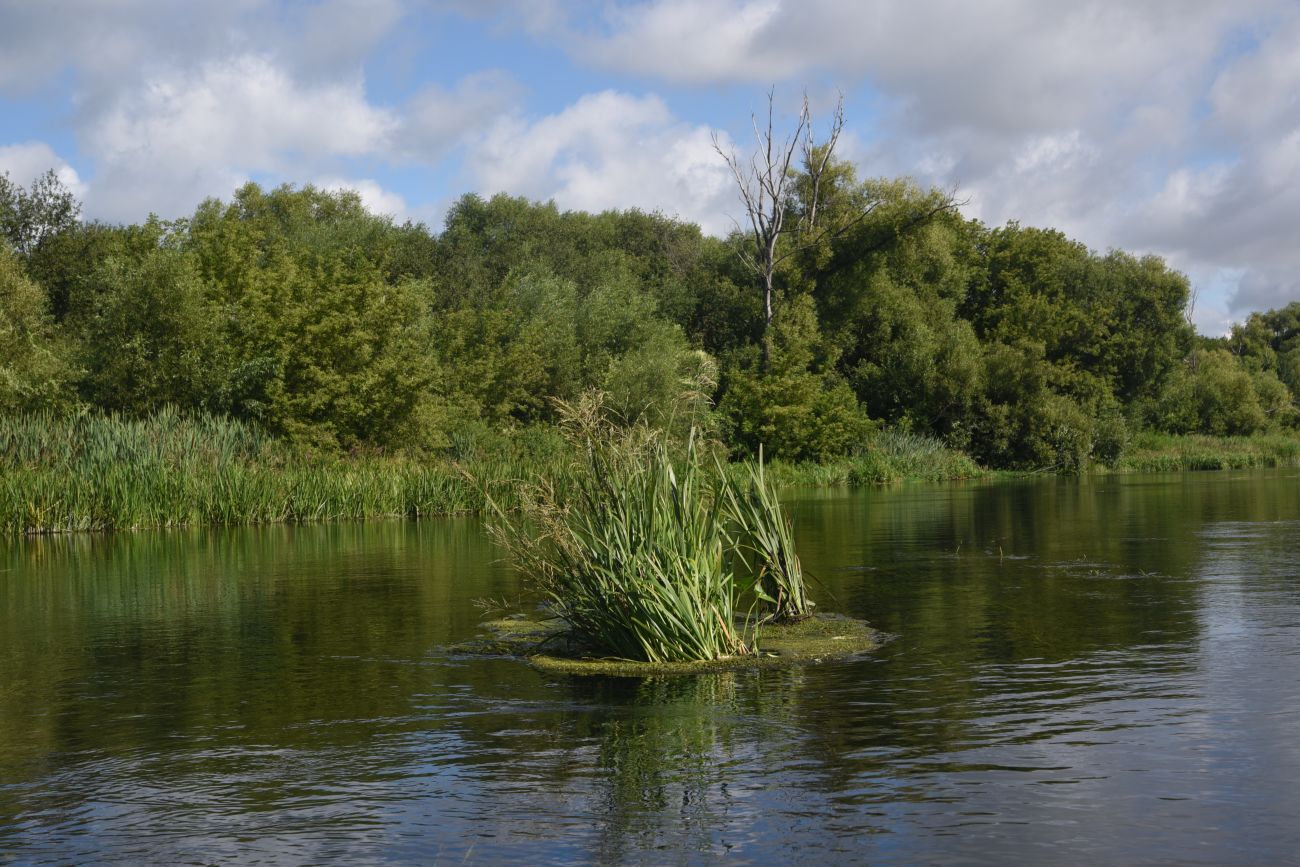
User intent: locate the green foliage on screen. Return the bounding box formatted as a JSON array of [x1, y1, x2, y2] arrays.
[[964, 340, 1110, 470], [1147, 349, 1283, 436], [4, 164, 1292, 483], [814, 189, 985, 435], [182, 184, 439, 448], [433, 263, 712, 434], [75, 240, 220, 414], [0, 247, 74, 412], [1228, 302, 1300, 425], [721, 294, 870, 462], [963, 225, 1191, 407], [434, 193, 711, 316], [0, 169, 81, 256], [26, 221, 159, 320], [485, 393, 816, 663]]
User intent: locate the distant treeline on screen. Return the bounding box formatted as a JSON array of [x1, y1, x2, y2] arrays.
[[2, 165, 1298, 470]]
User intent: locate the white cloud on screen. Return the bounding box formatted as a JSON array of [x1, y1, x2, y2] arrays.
[[0, 0, 409, 98], [1121, 12, 1300, 325], [582, 0, 788, 84], [468, 91, 738, 234], [1208, 15, 1300, 140], [81, 54, 398, 220], [285, 0, 405, 79], [317, 177, 411, 221], [0, 141, 86, 199], [0, 0, 249, 96], [397, 71, 522, 161], [575, 0, 1260, 130], [434, 0, 570, 36], [93, 55, 394, 166]]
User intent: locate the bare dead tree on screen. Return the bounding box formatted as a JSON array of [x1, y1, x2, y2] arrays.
[[716, 90, 964, 369], [713, 90, 876, 367], [799, 95, 843, 236], [714, 90, 816, 336]]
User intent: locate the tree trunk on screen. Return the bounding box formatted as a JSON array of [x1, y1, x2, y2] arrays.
[[761, 272, 774, 371]]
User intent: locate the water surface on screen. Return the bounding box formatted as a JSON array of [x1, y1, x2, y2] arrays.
[[3, 471, 1299, 863]]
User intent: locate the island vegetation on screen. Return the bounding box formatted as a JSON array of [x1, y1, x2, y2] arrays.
[[455, 390, 878, 673], [3, 111, 1300, 535]]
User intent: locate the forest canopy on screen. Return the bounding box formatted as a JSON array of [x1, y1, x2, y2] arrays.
[[1, 163, 1296, 469]]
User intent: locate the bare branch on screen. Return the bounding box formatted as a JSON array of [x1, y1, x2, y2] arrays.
[[718, 87, 939, 368]]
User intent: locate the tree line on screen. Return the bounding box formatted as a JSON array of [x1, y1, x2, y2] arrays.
[[2, 161, 1297, 470]]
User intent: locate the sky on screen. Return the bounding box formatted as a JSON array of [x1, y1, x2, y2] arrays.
[[1, 0, 1298, 334]]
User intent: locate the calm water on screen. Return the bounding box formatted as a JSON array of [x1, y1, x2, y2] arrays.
[[2, 471, 1299, 864]]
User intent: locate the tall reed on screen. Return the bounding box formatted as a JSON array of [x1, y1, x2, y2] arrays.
[[0, 409, 561, 534], [486, 394, 815, 663], [720, 451, 812, 622]]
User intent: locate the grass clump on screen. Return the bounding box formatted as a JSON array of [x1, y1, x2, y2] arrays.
[[1112, 431, 1300, 472], [760, 429, 985, 487], [486, 393, 816, 666], [0, 407, 562, 534], [720, 453, 812, 622]]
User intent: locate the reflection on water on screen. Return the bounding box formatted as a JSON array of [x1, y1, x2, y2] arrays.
[[2, 471, 1299, 863]]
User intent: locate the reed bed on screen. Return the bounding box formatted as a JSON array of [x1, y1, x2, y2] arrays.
[[1111, 431, 1300, 473], [0, 409, 984, 538], [761, 429, 985, 487], [0, 409, 555, 534]]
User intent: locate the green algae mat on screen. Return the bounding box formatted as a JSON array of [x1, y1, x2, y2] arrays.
[[448, 612, 884, 676]]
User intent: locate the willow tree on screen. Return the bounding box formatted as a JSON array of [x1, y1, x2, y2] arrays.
[[715, 91, 960, 369]]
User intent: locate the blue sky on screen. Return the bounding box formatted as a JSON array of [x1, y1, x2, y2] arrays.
[[2, 0, 1298, 334]]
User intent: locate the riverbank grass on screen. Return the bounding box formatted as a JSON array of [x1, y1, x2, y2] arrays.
[[1113, 431, 1300, 472], [2, 410, 986, 535], [0, 409, 558, 534], [763, 430, 985, 486]]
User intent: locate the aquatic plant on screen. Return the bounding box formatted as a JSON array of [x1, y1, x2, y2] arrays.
[[720, 451, 812, 622], [489, 423, 748, 662], [486, 393, 819, 663], [0, 409, 561, 534]]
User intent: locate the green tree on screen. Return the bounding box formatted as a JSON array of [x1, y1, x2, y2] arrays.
[[75, 242, 223, 414], [0, 169, 81, 256], [720, 294, 869, 461], [1149, 349, 1277, 436], [433, 264, 709, 432], [0, 246, 74, 411], [1228, 302, 1300, 421], [177, 184, 440, 448], [811, 183, 984, 442]]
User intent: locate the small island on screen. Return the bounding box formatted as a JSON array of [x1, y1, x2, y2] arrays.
[[454, 391, 882, 676], [453, 612, 882, 677]]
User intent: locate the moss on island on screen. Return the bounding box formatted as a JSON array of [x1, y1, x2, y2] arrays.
[[449, 612, 883, 677]]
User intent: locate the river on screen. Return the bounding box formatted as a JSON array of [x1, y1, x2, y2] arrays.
[[2, 470, 1299, 863]]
